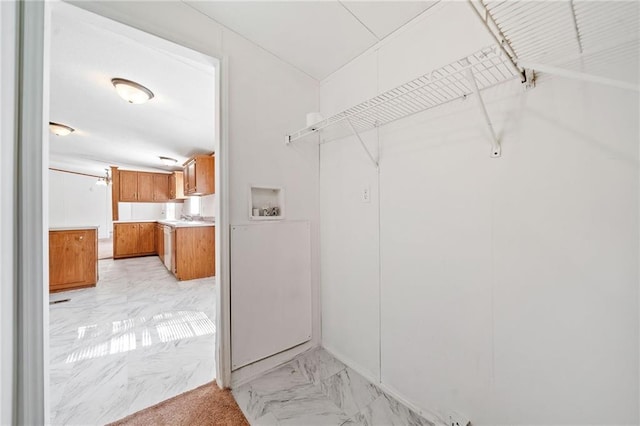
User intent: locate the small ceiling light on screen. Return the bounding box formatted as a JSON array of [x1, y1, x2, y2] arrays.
[[96, 169, 112, 186], [111, 78, 154, 104], [159, 156, 178, 166], [49, 122, 75, 136]]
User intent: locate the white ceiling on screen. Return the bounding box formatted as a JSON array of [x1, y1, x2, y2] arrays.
[[51, 1, 437, 176], [184, 1, 437, 80], [49, 3, 216, 176]]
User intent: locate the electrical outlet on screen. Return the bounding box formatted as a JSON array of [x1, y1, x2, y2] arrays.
[[361, 185, 371, 203], [448, 412, 471, 426]]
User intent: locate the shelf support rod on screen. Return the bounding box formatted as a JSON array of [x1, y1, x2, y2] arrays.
[[347, 119, 379, 168], [517, 60, 639, 92], [467, 0, 526, 83], [466, 68, 501, 158]]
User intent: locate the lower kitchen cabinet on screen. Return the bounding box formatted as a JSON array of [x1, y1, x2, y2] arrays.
[[174, 226, 215, 281], [113, 222, 156, 259], [49, 228, 98, 293]]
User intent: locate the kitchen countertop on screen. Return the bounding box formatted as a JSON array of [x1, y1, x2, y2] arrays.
[[157, 219, 215, 228], [50, 226, 99, 231], [112, 219, 214, 228], [112, 220, 158, 224]]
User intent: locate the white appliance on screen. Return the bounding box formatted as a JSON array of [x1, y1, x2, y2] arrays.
[[163, 225, 172, 270]]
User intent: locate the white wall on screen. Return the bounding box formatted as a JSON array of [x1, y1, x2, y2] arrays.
[[118, 202, 164, 222], [67, 1, 320, 382], [49, 170, 112, 238], [320, 2, 639, 425], [201, 193, 215, 218]]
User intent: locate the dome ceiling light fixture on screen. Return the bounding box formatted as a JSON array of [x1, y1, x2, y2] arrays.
[[159, 156, 178, 166], [49, 122, 75, 136], [111, 78, 154, 104]]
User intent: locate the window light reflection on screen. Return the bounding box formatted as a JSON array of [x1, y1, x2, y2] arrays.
[[64, 311, 215, 364]]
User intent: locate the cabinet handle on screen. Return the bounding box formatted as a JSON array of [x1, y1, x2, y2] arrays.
[[78, 236, 84, 240]]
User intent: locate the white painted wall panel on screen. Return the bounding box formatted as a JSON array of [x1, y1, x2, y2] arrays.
[[322, 74, 639, 424], [319, 2, 640, 424], [320, 129, 380, 381], [231, 222, 312, 369], [48, 170, 112, 238]]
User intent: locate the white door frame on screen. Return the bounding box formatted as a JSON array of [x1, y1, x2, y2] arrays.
[[12, 1, 233, 422], [14, 0, 50, 424]]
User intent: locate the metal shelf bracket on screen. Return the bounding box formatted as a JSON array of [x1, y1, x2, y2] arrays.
[[467, 0, 526, 84], [347, 119, 379, 168], [466, 68, 501, 158]]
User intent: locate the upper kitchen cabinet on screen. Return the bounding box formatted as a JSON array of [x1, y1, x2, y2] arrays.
[[138, 173, 155, 201], [153, 173, 170, 201], [118, 170, 172, 202], [119, 170, 139, 201], [183, 154, 214, 196], [169, 171, 186, 200]]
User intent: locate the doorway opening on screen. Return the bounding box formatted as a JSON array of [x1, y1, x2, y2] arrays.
[[46, 3, 225, 424]]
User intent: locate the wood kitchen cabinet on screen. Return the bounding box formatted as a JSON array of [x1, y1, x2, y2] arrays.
[[118, 170, 172, 202], [173, 226, 215, 281], [49, 228, 98, 293], [138, 173, 154, 201], [183, 155, 214, 196], [113, 222, 156, 259], [169, 171, 186, 200], [119, 170, 139, 201], [153, 174, 170, 201]]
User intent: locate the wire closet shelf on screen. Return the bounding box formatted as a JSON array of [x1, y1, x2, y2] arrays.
[[285, 45, 521, 145]]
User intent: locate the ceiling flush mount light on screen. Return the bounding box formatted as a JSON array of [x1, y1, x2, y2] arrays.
[[49, 122, 75, 136], [159, 156, 178, 166], [111, 78, 154, 104]]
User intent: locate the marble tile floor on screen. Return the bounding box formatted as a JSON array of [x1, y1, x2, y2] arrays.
[[49, 256, 216, 425], [98, 238, 113, 259], [233, 347, 438, 426]]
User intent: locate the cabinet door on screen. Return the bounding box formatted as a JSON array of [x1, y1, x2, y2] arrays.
[[194, 156, 215, 195], [137, 173, 155, 201], [154, 174, 170, 201], [114, 223, 139, 257], [184, 160, 196, 195], [49, 231, 72, 287], [74, 230, 97, 285], [174, 226, 215, 281], [138, 223, 156, 254], [169, 173, 176, 199], [49, 230, 96, 292], [170, 171, 185, 200], [120, 171, 138, 201]]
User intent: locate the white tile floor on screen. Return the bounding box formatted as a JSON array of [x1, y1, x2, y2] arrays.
[[233, 348, 437, 426], [49, 256, 216, 425]]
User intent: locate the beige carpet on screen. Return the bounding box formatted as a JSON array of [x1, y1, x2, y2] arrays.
[[108, 382, 249, 426]]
